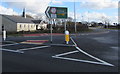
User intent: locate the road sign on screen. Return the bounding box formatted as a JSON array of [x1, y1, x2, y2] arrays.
[[45, 6, 68, 19]]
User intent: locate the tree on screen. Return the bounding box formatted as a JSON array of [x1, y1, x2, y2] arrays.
[[101, 16, 111, 25], [67, 17, 73, 22]]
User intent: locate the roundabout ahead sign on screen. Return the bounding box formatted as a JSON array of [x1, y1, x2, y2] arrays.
[[45, 6, 68, 19]]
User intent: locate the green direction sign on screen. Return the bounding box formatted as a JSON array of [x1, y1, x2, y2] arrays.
[[45, 6, 68, 19]]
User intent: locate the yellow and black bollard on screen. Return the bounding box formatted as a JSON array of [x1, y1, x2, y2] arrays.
[[65, 30, 69, 44]]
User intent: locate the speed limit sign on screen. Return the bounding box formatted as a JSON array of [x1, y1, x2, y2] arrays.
[[51, 8, 57, 14]]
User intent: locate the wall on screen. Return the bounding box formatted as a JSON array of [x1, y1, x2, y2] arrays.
[[2, 16, 17, 32]]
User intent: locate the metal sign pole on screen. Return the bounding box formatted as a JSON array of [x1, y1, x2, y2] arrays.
[[64, 19, 67, 31], [74, 0, 77, 33], [50, 19, 53, 43]]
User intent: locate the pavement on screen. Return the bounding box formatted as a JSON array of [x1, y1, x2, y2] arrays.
[[1, 28, 119, 72]]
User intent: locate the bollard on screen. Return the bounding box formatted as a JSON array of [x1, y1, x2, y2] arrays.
[[3, 30, 6, 41], [65, 30, 69, 44]]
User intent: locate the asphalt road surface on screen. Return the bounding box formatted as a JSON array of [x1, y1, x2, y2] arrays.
[[1, 28, 119, 72]]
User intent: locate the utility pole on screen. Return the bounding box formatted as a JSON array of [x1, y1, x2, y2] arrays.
[[88, 11, 89, 22], [88, 11, 89, 26], [74, 0, 77, 33]]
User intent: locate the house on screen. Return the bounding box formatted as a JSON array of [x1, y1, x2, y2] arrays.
[[1, 14, 36, 32], [32, 20, 47, 30], [1, 8, 47, 32]]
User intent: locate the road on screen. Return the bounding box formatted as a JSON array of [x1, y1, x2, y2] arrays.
[[1, 28, 119, 72]]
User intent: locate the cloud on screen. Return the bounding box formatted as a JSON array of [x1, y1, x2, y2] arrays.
[[51, 0, 63, 4], [0, 5, 18, 15], [68, 11, 118, 23], [80, 0, 118, 10], [1, 0, 118, 23], [68, 12, 81, 21], [4, 1, 51, 14]]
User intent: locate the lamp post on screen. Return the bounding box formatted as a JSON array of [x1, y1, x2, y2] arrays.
[[74, 0, 77, 33]]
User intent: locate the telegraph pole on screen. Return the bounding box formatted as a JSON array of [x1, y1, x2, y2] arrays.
[[74, 0, 77, 33]]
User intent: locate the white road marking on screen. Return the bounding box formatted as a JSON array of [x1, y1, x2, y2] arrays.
[[79, 31, 110, 36], [71, 36, 114, 66], [52, 56, 114, 66], [52, 37, 114, 67], [18, 46, 50, 51], [70, 37, 77, 46], [54, 50, 79, 57], [75, 46, 114, 66], [1, 48, 24, 53]]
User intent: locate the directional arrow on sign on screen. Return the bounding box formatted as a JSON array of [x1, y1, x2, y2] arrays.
[[45, 6, 50, 18]]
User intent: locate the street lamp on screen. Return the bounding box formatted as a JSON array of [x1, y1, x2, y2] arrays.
[[74, 0, 77, 33]]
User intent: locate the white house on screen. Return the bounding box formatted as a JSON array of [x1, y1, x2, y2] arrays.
[[1, 14, 48, 32], [1, 8, 48, 32], [1, 14, 36, 32]]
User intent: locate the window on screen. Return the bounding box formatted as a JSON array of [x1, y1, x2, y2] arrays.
[[19, 25, 21, 28], [24, 25, 26, 28]]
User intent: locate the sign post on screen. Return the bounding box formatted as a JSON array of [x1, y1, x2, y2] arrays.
[[45, 6, 68, 43], [64, 19, 67, 31], [50, 19, 53, 43]]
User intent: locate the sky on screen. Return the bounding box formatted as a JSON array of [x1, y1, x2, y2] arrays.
[[0, 0, 119, 24]]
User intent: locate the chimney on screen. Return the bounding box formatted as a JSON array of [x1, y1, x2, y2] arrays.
[[22, 8, 26, 18]]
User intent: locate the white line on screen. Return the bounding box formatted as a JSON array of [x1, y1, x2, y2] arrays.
[[2, 43, 19, 46], [55, 37, 114, 66], [1, 48, 24, 53], [52, 56, 114, 67], [70, 37, 77, 46], [54, 50, 79, 57], [75, 46, 114, 66], [70, 37, 114, 66], [18, 46, 50, 51]]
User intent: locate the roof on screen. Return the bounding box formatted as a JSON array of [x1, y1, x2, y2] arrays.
[[1, 14, 34, 23], [32, 20, 42, 24]]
